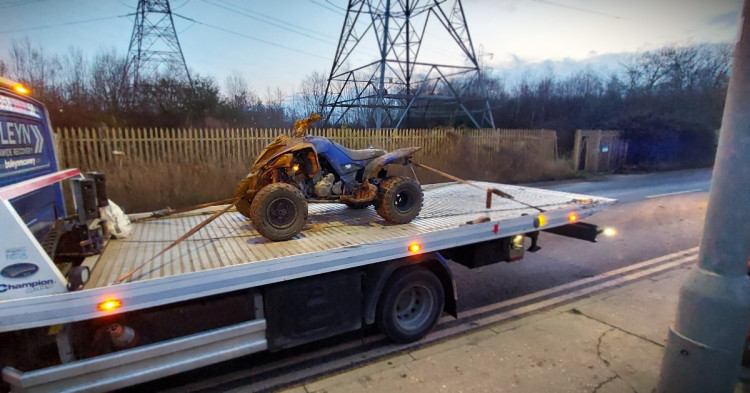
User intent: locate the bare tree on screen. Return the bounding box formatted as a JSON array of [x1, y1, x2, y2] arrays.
[[61, 47, 89, 107], [298, 70, 326, 116], [89, 48, 130, 120], [623, 48, 671, 93], [9, 37, 62, 100], [224, 71, 256, 109]]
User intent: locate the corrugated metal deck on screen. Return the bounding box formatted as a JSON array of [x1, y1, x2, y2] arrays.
[[87, 181, 614, 288]]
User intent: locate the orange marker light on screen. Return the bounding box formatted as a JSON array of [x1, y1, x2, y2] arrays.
[[409, 243, 422, 253], [98, 298, 122, 312], [568, 213, 578, 223], [13, 84, 29, 95], [292, 164, 300, 171], [534, 215, 547, 228]]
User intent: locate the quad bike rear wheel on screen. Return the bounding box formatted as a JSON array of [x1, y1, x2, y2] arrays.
[[250, 183, 308, 241], [375, 176, 423, 224]]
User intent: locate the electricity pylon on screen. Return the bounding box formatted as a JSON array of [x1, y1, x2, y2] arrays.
[[322, 0, 495, 129], [125, 0, 192, 92]]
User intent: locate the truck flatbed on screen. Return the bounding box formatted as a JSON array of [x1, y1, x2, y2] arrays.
[[0, 181, 614, 332]]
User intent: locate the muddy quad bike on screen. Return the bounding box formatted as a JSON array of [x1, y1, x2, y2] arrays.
[[234, 115, 423, 241]]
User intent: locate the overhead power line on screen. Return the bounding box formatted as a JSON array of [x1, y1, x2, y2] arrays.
[[308, 0, 345, 16], [202, 0, 336, 43], [530, 0, 627, 20], [0, 14, 128, 35], [0, 0, 50, 10], [174, 13, 330, 60]]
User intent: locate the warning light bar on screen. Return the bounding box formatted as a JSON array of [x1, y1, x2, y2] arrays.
[[0, 77, 30, 95]]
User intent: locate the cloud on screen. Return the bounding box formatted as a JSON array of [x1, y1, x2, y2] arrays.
[[707, 11, 740, 28]]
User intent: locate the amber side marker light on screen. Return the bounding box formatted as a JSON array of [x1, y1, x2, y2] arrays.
[[292, 164, 300, 172], [408, 243, 422, 253], [98, 298, 122, 312], [534, 215, 547, 228], [568, 213, 578, 223]]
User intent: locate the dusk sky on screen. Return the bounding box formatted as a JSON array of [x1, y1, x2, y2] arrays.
[[0, 0, 743, 97]]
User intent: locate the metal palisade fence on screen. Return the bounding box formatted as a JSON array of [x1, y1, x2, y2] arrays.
[[55, 127, 558, 171]]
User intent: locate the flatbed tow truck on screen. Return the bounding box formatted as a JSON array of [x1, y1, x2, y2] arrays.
[[0, 78, 616, 392]]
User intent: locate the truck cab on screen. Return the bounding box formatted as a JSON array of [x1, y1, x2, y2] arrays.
[[0, 77, 65, 241]]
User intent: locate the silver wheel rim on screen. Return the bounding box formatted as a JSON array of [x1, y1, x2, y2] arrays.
[[393, 283, 435, 332]]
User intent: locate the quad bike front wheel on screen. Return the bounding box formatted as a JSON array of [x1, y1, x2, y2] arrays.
[[250, 183, 308, 241], [375, 176, 423, 224]]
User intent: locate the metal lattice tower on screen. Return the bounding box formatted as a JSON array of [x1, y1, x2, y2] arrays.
[[322, 0, 495, 129], [125, 0, 192, 91]]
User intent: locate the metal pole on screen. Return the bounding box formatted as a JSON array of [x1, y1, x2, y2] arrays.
[[657, 2, 750, 392], [376, 0, 391, 130]]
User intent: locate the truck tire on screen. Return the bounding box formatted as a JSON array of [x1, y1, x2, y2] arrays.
[[376, 266, 444, 343], [250, 183, 307, 241], [375, 176, 423, 224]]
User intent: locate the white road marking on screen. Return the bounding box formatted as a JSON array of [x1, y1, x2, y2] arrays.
[[646, 189, 704, 199], [457, 246, 699, 320]]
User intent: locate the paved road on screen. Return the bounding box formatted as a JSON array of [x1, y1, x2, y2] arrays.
[[126, 168, 713, 393], [455, 168, 712, 312]]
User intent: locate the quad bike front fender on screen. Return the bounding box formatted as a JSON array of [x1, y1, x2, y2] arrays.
[[362, 147, 421, 180], [237, 145, 320, 199]]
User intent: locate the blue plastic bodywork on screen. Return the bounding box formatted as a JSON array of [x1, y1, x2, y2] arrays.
[[0, 88, 64, 241], [306, 136, 368, 175]]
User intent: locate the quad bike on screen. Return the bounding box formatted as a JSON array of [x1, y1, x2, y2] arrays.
[[234, 114, 423, 241]]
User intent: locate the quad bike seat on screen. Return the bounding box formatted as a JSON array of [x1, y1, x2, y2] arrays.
[[334, 143, 387, 161]]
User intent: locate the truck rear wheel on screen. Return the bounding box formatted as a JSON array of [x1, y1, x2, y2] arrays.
[[375, 176, 423, 224], [250, 183, 307, 241], [376, 266, 444, 343]]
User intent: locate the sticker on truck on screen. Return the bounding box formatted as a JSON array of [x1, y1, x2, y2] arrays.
[[0, 117, 50, 178], [0, 94, 42, 119]]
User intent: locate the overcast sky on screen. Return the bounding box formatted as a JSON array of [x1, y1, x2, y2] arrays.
[[0, 0, 743, 97]]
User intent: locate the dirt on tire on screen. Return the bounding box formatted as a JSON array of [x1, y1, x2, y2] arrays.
[[375, 176, 423, 224], [250, 183, 307, 241]]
